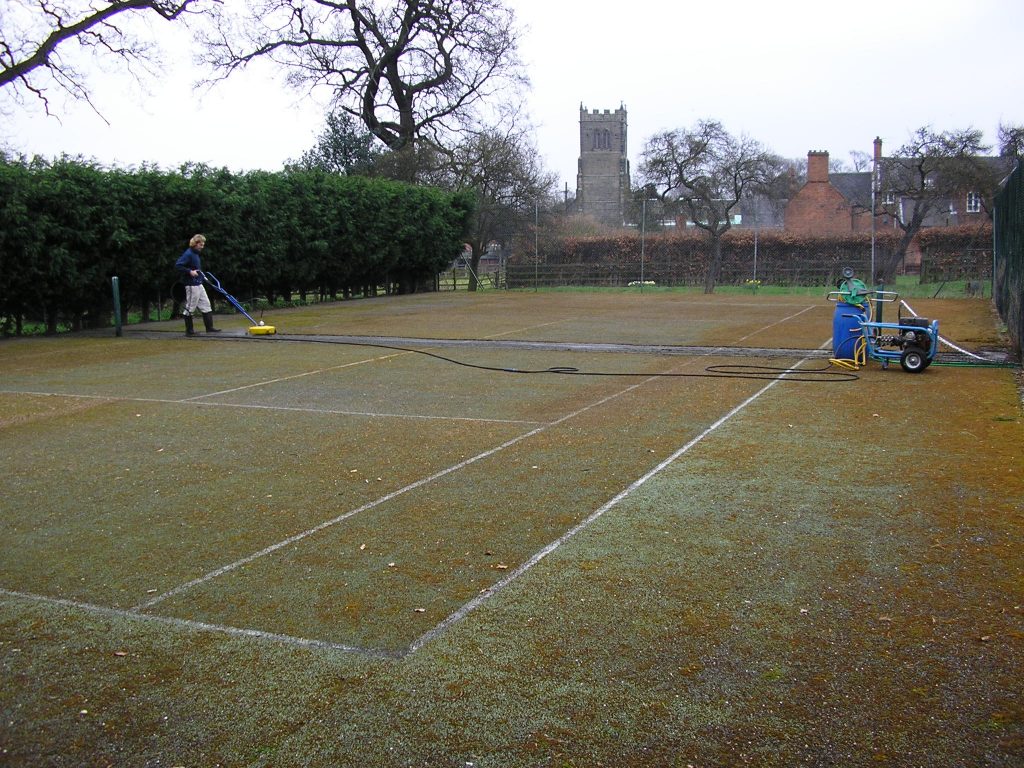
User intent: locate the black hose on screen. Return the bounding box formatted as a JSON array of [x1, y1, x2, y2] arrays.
[[260, 335, 859, 383]]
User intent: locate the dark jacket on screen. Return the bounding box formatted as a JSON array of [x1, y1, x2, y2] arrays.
[[175, 248, 203, 286]]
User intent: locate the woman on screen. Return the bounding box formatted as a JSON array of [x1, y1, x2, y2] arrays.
[[174, 234, 220, 336]]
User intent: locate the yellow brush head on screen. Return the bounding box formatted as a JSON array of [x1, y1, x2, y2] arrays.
[[248, 325, 276, 335]]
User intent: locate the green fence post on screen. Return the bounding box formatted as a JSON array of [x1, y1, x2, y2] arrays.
[[111, 276, 122, 337]]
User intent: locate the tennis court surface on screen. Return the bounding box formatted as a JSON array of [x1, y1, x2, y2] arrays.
[[1, 291, 1021, 766]]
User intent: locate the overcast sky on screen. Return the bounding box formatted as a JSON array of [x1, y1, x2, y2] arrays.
[[3, 0, 1022, 190]]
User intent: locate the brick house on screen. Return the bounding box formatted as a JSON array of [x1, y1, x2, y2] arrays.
[[785, 138, 1010, 234], [784, 139, 892, 235], [783, 138, 1010, 272], [880, 154, 1012, 229]]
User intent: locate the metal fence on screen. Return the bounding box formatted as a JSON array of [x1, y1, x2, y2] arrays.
[[501, 228, 994, 292], [435, 265, 506, 291], [505, 260, 873, 290], [994, 162, 1024, 360]]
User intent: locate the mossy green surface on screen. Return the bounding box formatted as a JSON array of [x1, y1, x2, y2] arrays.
[[1, 292, 1020, 766]]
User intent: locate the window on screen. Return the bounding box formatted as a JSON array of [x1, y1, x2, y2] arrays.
[[966, 191, 981, 213], [884, 191, 897, 206], [591, 129, 612, 150]]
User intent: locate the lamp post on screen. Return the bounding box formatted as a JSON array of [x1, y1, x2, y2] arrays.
[[871, 152, 878, 286]]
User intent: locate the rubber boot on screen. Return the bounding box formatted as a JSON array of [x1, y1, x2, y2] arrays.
[[184, 314, 195, 337], [202, 312, 221, 333]]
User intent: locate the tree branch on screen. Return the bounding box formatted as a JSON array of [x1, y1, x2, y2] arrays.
[[200, 0, 525, 178], [1, 0, 205, 115]]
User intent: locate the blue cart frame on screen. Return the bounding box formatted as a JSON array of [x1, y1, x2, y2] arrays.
[[828, 289, 940, 373]]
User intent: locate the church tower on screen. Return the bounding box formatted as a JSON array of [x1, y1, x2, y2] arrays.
[[576, 104, 630, 226]]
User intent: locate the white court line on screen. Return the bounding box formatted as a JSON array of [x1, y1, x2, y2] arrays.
[[181, 400, 543, 426], [0, 588, 397, 658], [408, 337, 830, 655], [735, 304, 818, 342], [900, 298, 988, 361], [131, 382, 649, 613], [2, 303, 816, 414], [0, 390, 542, 426], [182, 350, 408, 401], [475, 306, 817, 344], [483, 320, 563, 338], [0, 390, 120, 401], [136, 313, 820, 630], [6, 311, 823, 655]]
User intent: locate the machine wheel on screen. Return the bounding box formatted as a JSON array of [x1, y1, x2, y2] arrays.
[[900, 345, 928, 373]]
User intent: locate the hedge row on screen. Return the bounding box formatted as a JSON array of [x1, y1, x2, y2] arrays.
[[0, 157, 473, 334], [917, 224, 995, 282], [512, 227, 992, 287]]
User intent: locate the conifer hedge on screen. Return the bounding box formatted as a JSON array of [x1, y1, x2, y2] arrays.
[[0, 157, 473, 335]]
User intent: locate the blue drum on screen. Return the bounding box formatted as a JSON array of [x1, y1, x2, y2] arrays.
[[832, 302, 867, 359]]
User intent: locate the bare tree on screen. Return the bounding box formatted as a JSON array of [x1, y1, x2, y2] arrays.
[[849, 150, 871, 172], [1, 1, 203, 116], [876, 126, 1003, 281], [203, 0, 526, 181], [829, 156, 849, 174], [426, 122, 555, 289], [639, 119, 785, 293], [998, 122, 1024, 159]]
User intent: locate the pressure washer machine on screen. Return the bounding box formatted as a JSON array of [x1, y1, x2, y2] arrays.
[[827, 268, 939, 373]]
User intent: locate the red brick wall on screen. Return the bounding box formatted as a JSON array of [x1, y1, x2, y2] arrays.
[[785, 181, 855, 234], [785, 150, 869, 235]]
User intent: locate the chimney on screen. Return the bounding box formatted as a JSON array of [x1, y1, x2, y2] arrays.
[[873, 137, 883, 162], [807, 151, 829, 183]]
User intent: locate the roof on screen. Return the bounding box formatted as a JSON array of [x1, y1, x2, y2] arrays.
[[829, 172, 872, 209]]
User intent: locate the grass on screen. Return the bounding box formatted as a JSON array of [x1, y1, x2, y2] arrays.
[[1, 291, 1021, 766]]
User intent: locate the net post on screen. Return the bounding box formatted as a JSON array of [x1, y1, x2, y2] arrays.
[[111, 276, 123, 337]]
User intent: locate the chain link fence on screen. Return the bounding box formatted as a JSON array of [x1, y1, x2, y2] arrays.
[[501, 227, 994, 292], [994, 162, 1024, 360], [505, 261, 861, 288]]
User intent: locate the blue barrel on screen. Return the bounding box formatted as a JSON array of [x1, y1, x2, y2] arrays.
[[832, 302, 867, 358]]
